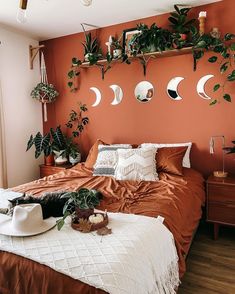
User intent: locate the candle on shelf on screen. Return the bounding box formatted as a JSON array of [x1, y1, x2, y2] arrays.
[[198, 11, 207, 35], [199, 11, 207, 18], [105, 35, 112, 55]]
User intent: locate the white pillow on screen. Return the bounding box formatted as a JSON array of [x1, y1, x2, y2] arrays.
[[140, 142, 192, 168], [115, 148, 158, 181], [93, 144, 132, 176]]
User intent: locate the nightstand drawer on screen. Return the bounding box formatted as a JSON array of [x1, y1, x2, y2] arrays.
[[208, 202, 235, 224], [207, 184, 235, 203]]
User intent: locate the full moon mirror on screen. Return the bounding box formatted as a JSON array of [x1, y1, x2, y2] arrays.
[[134, 81, 154, 103]]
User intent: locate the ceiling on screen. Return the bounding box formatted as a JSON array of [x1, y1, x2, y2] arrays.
[[0, 0, 222, 41]]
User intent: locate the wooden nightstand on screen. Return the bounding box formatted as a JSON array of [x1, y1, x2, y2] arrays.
[[39, 164, 73, 178], [206, 175, 235, 239]]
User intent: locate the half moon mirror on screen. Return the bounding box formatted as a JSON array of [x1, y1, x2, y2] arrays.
[[134, 81, 154, 103]]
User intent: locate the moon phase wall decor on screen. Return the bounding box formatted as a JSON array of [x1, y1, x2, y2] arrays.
[[196, 75, 214, 100], [90, 87, 102, 107], [110, 85, 123, 105], [134, 81, 154, 103], [89, 75, 215, 107], [167, 77, 184, 100]]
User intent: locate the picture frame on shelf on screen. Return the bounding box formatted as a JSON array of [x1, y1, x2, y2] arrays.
[[122, 28, 141, 56]]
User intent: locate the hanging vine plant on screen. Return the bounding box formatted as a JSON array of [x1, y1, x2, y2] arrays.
[[191, 27, 235, 105]]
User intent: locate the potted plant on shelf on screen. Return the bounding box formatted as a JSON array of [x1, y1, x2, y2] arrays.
[[110, 36, 123, 59], [26, 131, 55, 166], [81, 23, 101, 64], [129, 23, 173, 55], [56, 188, 103, 231], [168, 4, 195, 43]]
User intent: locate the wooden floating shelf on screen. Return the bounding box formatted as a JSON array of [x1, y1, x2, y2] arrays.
[[80, 46, 195, 68]]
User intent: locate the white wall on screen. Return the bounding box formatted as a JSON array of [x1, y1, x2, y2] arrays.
[[0, 26, 43, 188]]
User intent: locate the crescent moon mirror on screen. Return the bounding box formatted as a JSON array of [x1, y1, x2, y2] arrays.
[[167, 77, 184, 100], [197, 75, 214, 100], [90, 87, 102, 107], [110, 85, 123, 105], [134, 81, 154, 103]]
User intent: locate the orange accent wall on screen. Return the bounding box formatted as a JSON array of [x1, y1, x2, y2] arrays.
[[42, 0, 235, 177]]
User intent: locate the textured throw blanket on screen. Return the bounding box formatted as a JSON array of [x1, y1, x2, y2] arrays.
[[0, 190, 179, 294]]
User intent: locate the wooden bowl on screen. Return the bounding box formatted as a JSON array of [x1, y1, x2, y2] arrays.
[[71, 213, 108, 233]]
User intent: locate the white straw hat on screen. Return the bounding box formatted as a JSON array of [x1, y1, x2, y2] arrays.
[[0, 204, 56, 237]]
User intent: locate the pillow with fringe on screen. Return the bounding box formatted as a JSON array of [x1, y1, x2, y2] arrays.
[[93, 144, 132, 176], [115, 148, 158, 181]]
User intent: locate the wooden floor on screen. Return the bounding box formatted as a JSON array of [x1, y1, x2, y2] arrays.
[[179, 222, 235, 294]]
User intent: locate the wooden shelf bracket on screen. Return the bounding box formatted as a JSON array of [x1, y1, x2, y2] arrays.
[[29, 44, 45, 69]]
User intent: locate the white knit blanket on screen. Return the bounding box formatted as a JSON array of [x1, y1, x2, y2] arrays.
[[0, 189, 179, 294]]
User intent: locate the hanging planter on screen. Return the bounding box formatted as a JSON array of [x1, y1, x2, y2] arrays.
[[31, 82, 58, 103], [31, 52, 59, 121]]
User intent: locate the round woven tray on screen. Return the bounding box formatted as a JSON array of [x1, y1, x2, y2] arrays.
[[71, 213, 108, 233]]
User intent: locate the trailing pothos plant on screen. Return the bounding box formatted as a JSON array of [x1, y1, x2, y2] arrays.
[[191, 27, 235, 105], [66, 102, 89, 138]]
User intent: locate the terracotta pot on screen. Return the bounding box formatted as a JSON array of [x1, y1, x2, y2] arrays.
[[75, 207, 94, 219], [44, 154, 54, 166]]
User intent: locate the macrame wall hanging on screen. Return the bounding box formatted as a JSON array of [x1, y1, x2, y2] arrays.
[[31, 52, 59, 122]]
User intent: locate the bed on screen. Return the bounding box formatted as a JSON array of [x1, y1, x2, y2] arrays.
[[0, 159, 205, 294]]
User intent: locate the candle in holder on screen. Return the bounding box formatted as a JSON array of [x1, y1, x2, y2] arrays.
[[198, 11, 207, 35]]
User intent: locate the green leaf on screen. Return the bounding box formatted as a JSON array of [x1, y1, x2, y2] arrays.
[[209, 99, 217, 106], [208, 56, 217, 63], [194, 40, 207, 49], [56, 219, 65, 231], [34, 132, 50, 157], [174, 4, 181, 14], [82, 117, 89, 125], [220, 62, 229, 74], [72, 57, 81, 66], [213, 45, 223, 53], [68, 81, 73, 88], [213, 84, 220, 92], [26, 135, 34, 151], [231, 43, 235, 51], [227, 70, 235, 81], [223, 93, 231, 102], [50, 126, 66, 150], [168, 17, 178, 25], [68, 70, 75, 79], [224, 33, 235, 41]]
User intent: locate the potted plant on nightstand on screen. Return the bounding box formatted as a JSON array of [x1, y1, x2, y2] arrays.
[[65, 137, 81, 165], [56, 188, 104, 231], [66, 102, 89, 164]]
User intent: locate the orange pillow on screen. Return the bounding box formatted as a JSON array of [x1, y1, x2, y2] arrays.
[[84, 139, 106, 169], [156, 146, 188, 176]]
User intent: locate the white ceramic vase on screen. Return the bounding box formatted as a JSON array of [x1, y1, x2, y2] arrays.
[[69, 153, 81, 165]]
